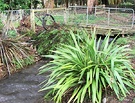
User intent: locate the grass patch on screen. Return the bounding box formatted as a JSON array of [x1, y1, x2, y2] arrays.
[[115, 37, 129, 45]]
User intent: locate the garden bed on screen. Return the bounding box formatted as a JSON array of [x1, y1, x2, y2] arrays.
[[38, 29, 135, 103]]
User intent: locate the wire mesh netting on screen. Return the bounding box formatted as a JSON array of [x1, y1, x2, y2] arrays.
[[33, 8, 66, 32], [0, 9, 31, 37], [34, 8, 66, 26], [1, 10, 30, 28], [67, 6, 134, 29], [0, 7, 134, 34]]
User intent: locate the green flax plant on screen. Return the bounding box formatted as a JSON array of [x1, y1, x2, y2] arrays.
[[39, 29, 135, 103]]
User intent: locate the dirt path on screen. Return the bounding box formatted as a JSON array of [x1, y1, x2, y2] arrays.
[[0, 61, 51, 103]]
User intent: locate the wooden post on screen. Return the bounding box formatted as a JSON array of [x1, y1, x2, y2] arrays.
[[64, 10, 67, 23], [30, 9, 35, 32], [19, 9, 22, 20]]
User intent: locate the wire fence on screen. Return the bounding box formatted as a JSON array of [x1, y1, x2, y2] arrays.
[[33, 8, 66, 26], [0, 9, 30, 22], [30, 8, 66, 32], [67, 6, 134, 29], [0, 9, 31, 36], [0, 6, 134, 33], [0, 8, 66, 33]]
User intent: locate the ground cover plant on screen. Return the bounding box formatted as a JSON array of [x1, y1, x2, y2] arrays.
[[39, 29, 135, 103]]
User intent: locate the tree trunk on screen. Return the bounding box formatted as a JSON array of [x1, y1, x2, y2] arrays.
[[50, 0, 54, 8], [87, 0, 94, 13], [75, 0, 78, 5], [102, 0, 109, 5], [41, 0, 45, 8], [54, 0, 58, 7], [87, 0, 98, 13], [71, 0, 75, 6], [80, 0, 83, 5], [65, 0, 69, 8], [83, 0, 87, 5], [44, 0, 54, 8]]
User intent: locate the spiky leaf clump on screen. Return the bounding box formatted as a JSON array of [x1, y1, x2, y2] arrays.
[[39, 29, 135, 103]]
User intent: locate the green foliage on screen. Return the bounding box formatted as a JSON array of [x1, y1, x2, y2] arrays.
[[0, 36, 33, 75], [35, 17, 42, 26], [0, 0, 41, 10], [115, 37, 129, 45], [23, 29, 35, 37], [53, 16, 64, 23], [4, 0, 31, 9], [7, 30, 18, 38], [118, 2, 135, 9], [0, 1, 8, 11], [12, 55, 35, 69], [0, 19, 4, 31], [119, 2, 134, 6], [127, 36, 135, 54], [131, 47, 135, 57], [33, 26, 73, 55], [130, 35, 135, 41], [133, 98, 135, 103], [39, 29, 135, 103]]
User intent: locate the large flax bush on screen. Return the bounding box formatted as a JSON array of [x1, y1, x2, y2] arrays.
[[39, 29, 135, 103]]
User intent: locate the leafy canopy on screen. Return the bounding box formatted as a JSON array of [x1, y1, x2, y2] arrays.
[[0, 0, 41, 10]]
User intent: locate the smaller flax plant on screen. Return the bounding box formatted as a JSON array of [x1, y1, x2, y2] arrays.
[[0, 36, 33, 75], [0, 14, 34, 76], [39, 28, 135, 103]]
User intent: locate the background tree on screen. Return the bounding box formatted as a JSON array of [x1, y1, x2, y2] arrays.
[[101, 0, 109, 5], [41, 0, 55, 8], [0, 0, 134, 11], [41, 0, 45, 8], [87, 0, 98, 13], [2, 0, 41, 10], [4, 0, 31, 9], [32, 0, 41, 9], [54, 0, 58, 7], [65, 0, 69, 8], [0, 0, 8, 11]]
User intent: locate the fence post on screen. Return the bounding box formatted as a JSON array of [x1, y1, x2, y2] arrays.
[[30, 9, 35, 32], [131, 9, 134, 28], [108, 8, 110, 26], [94, 6, 97, 16], [64, 10, 67, 24], [86, 6, 89, 25], [19, 10, 22, 20]]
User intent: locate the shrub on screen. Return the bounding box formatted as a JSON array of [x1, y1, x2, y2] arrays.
[[0, 36, 35, 75], [33, 26, 77, 55], [39, 29, 135, 103]]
